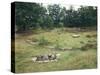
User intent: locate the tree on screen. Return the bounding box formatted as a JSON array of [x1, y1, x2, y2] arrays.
[[47, 4, 61, 27], [78, 6, 97, 27], [15, 2, 46, 32], [15, 2, 97, 32], [59, 7, 66, 27]]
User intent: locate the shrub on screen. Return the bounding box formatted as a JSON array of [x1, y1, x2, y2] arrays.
[[54, 40, 62, 50], [86, 35, 92, 38], [80, 41, 84, 44], [86, 34, 97, 38], [30, 38, 38, 42], [80, 42, 97, 51], [38, 36, 50, 46]]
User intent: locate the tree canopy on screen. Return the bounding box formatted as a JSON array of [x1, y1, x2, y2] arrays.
[[15, 2, 97, 32]]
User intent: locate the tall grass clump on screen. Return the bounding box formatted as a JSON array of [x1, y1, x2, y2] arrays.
[[80, 42, 97, 51], [54, 39, 62, 50], [38, 36, 50, 46]]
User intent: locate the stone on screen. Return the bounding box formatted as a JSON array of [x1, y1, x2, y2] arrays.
[[72, 34, 80, 38]]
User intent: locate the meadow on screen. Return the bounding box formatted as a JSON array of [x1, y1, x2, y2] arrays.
[[15, 28, 97, 73]]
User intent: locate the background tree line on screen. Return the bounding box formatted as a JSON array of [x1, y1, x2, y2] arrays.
[[15, 2, 97, 32]]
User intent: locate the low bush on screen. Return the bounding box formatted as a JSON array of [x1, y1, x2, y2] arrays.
[[54, 40, 62, 50], [86, 34, 97, 38], [38, 36, 50, 46], [81, 43, 97, 51]]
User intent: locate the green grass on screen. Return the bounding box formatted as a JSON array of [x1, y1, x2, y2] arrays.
[[15, 28, 97, 73]]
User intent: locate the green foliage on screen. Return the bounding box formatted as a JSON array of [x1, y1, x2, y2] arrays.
[[48, 4, 61, 26], [43, 15, 54, 29], [81, 42, 97, 51], [58, 22, 65, 31], [15, 2, 97, 32], [38, 36, 50, 46], [54, 39, 62, 50], [78, 6, 97, 26], [15, 2, 46, 32], [59, 22, 64, 27]]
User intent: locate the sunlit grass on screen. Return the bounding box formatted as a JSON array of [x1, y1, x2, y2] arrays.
[[15, 28, 97, 73]]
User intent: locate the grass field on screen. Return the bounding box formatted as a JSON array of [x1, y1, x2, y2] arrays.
[[15, 28, 97, 73]]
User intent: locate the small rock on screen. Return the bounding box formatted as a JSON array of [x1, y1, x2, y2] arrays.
[[72, 34, 80, 38]]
